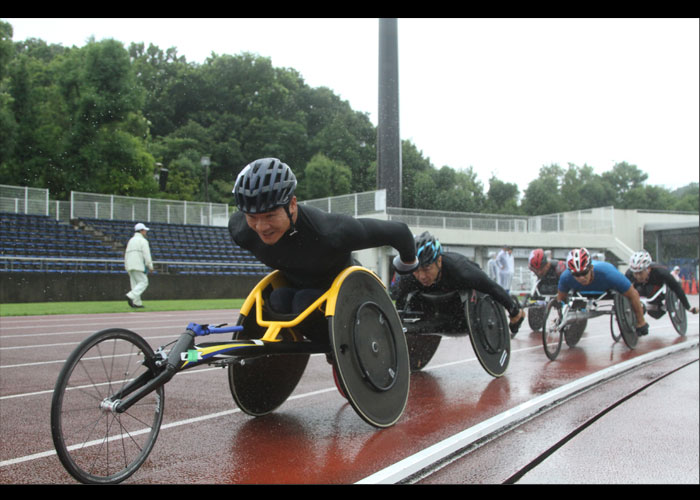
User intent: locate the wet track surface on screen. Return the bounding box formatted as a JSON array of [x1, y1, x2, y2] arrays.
[[1, 297, 697, 484]]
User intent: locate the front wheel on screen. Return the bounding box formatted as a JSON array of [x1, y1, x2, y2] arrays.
[[542, 300, 564, 361], [50, 328, 164, 484]]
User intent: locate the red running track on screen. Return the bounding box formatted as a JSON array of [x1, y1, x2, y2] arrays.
[[1, 299, 697, 484]]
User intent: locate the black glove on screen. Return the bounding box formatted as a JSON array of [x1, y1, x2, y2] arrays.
[[393, 255, 419, 275], [636, 323, 649, 336]]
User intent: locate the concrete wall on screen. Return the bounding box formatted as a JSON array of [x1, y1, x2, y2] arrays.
[[3, 208, 695, 303], [0, 272, 262, 303], [355, 208, 699, 289]]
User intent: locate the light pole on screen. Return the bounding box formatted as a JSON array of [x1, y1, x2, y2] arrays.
[[201, 156, 210, 202]]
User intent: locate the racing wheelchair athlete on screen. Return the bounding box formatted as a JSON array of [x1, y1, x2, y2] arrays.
[[520, 248, 567, 333], [50, 158, 422, 484], [625, 250, 697, 335], [541, 248, 648, 360], [392, 232, 525, 376]]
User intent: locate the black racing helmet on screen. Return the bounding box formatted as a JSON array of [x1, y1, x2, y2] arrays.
[[415, 231, 442, 267], [233, 158, 297, 214]]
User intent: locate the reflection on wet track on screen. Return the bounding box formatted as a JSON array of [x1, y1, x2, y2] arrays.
[[1, 301, 697, 484]]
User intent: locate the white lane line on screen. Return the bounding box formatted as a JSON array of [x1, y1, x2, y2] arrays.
[[0, 385, 336, 469], [355, 340, 699, 484]]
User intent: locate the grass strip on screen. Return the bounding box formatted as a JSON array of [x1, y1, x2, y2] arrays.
[[0, 298, 245, 316]]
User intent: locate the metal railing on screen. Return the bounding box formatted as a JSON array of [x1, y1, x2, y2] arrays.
[[2, 184, 619, 235], [0, 185, 49, 216], [70, 191, 230, 227], [299, 190, 386, 217], [387, 207, 529, 232]]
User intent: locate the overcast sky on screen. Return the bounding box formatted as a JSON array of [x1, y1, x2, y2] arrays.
[[4, 17, 699, 195]]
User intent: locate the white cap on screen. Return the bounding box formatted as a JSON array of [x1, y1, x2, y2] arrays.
[[134, 223, 150, 232]]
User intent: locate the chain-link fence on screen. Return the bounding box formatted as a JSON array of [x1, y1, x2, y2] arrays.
[[299, 190, 386, 217], [527, 206, 615, 234], [387, 207, 529, 232], [0, 185, 49, 216], [69, 191, 230, 226]]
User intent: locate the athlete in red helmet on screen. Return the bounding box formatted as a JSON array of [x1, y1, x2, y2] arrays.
[[557, 248, 649, 336]]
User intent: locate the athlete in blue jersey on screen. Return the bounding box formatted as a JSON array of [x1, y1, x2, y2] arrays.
[[557, 248, 648, 335]]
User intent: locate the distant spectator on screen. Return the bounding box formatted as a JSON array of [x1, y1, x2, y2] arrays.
[[124, 223, 154, 309], [671, 265, 681, 282], [496, 244, 514, 293], [487, 252, 498, 281]]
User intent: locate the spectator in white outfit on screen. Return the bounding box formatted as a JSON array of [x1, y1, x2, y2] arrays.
[[125, 223, 154, 308], [487, 252, 498, 281], [496, 244, 514, 293], [671, 266, 681, 282]]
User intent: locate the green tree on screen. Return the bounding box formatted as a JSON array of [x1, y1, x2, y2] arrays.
[[0, 21, 16, 168], [560, 163, 617, 210], [486, 176, 521, 214], [522, 164, 567, 215], [621, 184, 676, 210], [601, 161, 648, 206], [400, 140, 435, 209], [299, 153, 352, 199], [51, 39, 155, 198], [670, 183, 699, 212], [437, 166, 486, 213]]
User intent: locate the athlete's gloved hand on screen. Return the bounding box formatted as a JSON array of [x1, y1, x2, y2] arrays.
[[689, 306, 698, 314], [393, 255, 419, 275], [636, 323, 649, 336]]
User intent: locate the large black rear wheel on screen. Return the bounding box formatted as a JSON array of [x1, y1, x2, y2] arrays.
[[614, 293, 638, 349], [465, 291, 511, 377], [666, 289, 687, 336]]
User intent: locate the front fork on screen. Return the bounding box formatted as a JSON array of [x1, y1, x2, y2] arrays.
[[105, 330, 196, 414]]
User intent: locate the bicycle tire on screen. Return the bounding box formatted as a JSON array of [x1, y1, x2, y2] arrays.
[[50, 328, 164, 484], [542, 300, 563, 361]]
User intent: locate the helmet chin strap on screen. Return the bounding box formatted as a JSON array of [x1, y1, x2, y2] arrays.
[[283, 203, 298, 236]]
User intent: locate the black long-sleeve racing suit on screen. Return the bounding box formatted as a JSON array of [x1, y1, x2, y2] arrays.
[[228, 204, 416, 314], [393, 251, 521, 329], [625, 264, 693, 318]]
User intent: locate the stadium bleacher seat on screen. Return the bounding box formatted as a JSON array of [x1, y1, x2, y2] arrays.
[[1, 212, 270, 276]]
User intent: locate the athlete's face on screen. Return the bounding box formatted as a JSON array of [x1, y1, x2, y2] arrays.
[[633, 269, 650, 284], [532, 261, 550, 278], [244, 198, 297, 245], [413, 256, 442, 287], [572, 267, 594, 286]]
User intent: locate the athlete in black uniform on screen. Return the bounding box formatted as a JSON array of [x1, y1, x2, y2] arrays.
[[625, 250, 698, 318], [228, 158, 419, 315], [393, 232, 526, 334]]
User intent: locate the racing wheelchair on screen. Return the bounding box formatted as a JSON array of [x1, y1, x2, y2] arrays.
[[519, 278, 576, 332], [637, 283, 688, 336], [541, 289, 639, 360], [50, 266, 410, 484], [397, 289, 511, 378]]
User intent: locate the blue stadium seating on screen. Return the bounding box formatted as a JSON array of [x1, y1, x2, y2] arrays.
[[0, 213, 270, 276]]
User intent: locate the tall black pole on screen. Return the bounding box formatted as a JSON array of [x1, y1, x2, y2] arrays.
[[377, 18, 401, 208]]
